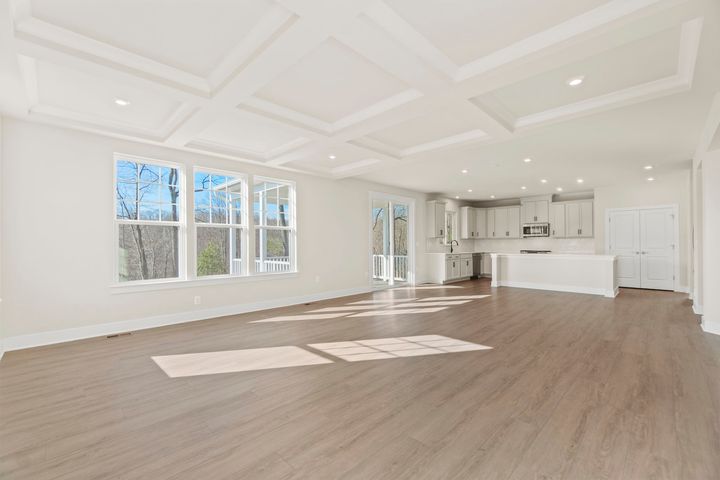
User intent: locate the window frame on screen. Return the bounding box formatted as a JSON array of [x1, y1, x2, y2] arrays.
[[252, 175, 297, 275], [113, 153, 186, 286], [192, 166, 249, 279]]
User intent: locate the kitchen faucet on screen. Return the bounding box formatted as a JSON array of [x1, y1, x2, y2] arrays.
[[449, 240, 459, 253]]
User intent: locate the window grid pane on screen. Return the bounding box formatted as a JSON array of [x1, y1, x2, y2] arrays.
[[254, 179, 295, 274], [116, 159, 180, 224], [194, 170, 245, 226]]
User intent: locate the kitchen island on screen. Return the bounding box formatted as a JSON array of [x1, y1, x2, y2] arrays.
[[490, 253, 618, 298]]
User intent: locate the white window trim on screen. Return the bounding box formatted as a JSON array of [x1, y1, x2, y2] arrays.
[[112, 153, 186, 286], [192, 166, 249, 280], [252, 175, 298, 275]]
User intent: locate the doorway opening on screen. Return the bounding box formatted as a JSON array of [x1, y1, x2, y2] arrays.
[[370, 193, 415, 288]]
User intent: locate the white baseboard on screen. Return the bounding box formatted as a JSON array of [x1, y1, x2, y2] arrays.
[[675, 285, 690, 294], [693, 303, 703, 315], [2, 286, 374, 353], [496, 280, 616, 298], [701, 317, 720, 336]]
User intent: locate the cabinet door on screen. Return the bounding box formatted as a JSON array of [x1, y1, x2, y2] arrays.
[[494, 208, 508, 237], [566, 203, 581, 237], [487, 209, 496, 238], [461, 257, 472, 277], [522, 202, 535, 224], [579, 201, 593, 237], [475, 209, 487, 238], [445, 259, 454, 280], [535, 200, 549, 223], [551, 204, 566, 237], [460, 207, 475, 239], [435, 202, 446, 237], [451, 259, 460, 278], [507, 207, 521, 238]]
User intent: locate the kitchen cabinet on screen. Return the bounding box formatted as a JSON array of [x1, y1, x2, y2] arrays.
[[426, 200, 446, 238], [550, 203, 566, 237], [486, 206, 521, 238], [460, 206, 476, 239], [427, 253, 473, 283], [560, 200, 593, 238], [522, 200, 549, 223], [475, 208, 487, 238]]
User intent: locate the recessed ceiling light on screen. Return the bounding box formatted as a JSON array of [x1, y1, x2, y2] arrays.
[[461, 169, 469, 174], [467, 189, 473, 193], [523, 157, 532, 163], [521, 186, 527, 190], [644, 165, 653, 170], [556, 187, 563, 192], [328, 154, 336, 160], [114, 98, 130, 107], [576, 178, 584, 184], [566, 76, 584, 87], [455, 195, 460, 199], [540, 179, 547, 183], [647, 177, 655, 182], [490, 195, 495, 199]]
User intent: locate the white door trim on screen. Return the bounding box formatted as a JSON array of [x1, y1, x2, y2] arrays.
[[605, 204, 680, 292], [368, 192, 416, 288]]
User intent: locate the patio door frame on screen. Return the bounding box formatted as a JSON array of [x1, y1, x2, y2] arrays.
[[368, 192, 416, 288]]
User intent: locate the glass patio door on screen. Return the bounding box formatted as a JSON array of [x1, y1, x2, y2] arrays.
[[371, 196, 411, 286]]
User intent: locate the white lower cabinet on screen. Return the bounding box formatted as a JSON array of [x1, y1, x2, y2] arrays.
[[427, 253, 473, 284]]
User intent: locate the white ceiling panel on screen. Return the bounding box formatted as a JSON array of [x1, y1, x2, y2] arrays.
[[33, 59, 181, 131], [254, 38, 409, 123], [30, 0, 276, 76], [384, 0, 609, 65], [194, 112, 307, 157], [366, 109, 482, 151], [481, 25, 682, 118]]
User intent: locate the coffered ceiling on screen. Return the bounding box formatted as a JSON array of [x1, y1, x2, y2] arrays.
[[0, 0, 718, 198]]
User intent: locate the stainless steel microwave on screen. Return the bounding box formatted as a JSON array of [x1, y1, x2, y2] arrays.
[[522, 223, 550, 237]]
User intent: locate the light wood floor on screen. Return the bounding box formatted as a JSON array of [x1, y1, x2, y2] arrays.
[[1, 279, 719, 479]]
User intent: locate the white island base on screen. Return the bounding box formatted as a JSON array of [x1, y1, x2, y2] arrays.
[[490, 253, 618, 298]]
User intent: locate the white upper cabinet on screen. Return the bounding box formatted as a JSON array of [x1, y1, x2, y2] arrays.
[[426, 200, 446, 238], [550, 203, 566, 237], [564, 200, 593, 238], [522, 200, 549, 223], [485, 206, 521, 239], [460, 206, 476, 239], [475, 208, 487, 238]]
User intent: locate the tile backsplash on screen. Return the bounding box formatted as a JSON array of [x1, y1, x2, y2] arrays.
[[473, 237, 595, 254]]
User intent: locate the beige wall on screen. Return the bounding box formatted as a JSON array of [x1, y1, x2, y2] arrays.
[[0, 119, 429, 343], [593, 169, 692, 289]]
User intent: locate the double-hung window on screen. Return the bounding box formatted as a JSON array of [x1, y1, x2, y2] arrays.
[[194, 169, 247, 277], [115, 155, 183, 282], [253, 178, 295, 273]]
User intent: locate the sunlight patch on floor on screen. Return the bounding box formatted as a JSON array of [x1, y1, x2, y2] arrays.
[[348, 298, 417, 305], [250, 313, 351, 323], [387, 301, 471, 307], [152, 346, 333, 377], [417, 295, 490, 301], [393, 285, 465, 290], [348, 307, 448, 317], [308, 335, 492, 362]]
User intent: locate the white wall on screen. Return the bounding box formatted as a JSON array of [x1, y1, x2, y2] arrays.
[[0, 116, 4, 360], [700, 150, 720, 333], [593, 170, 692, 290], [0, 119, 429, 346]]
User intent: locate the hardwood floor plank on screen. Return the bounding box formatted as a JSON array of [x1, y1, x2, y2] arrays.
[[1, 280, 718, 479]]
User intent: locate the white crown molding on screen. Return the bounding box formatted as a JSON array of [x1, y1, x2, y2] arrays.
[[401, 129, 488, 156], [185, 135, 310, 162]]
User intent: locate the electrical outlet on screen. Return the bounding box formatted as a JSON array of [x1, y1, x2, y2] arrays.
[[194, 296, 201, 305]]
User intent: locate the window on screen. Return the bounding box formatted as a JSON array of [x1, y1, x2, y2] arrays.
[[194, 169, 246, 277], [115, 156, 183, 282], [445, 211, 456, 245], [253, 178, 295, 273]]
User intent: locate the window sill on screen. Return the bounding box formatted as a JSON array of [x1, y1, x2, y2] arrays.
[[110, 271, 299, 294]]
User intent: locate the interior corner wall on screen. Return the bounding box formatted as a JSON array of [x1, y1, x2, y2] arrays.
[[0, 116, 4, 360], [593, 169, 693, 290], [701, 150, 720, 333], [0, 119, 429, 348]]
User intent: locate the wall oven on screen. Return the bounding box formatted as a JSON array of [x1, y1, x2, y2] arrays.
[[522, 223, 550, 237]]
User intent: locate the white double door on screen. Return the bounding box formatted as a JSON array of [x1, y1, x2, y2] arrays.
[[608, 207, 676, 290]]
